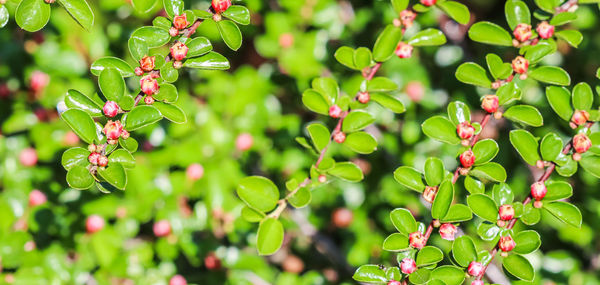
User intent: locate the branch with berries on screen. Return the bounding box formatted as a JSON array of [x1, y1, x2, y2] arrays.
[[59, 0, 250, 191]]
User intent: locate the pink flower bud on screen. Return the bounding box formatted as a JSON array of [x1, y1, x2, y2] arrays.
[[121, 130, 130, 140], [236, 133, 253, 151], [170, 42, 189, 61], [279, 33, 294, 48], [423, 186, 438, 203], [172, 14, 189, 30], [573, 133, 591, 154], [399, 10, 416, 28], [329, 105, 342, 118], [499, 235, 516, 252], [135, 67, 144, 76], [513, 23, 532, 42], [98, 155, 108, 167], [333, 132, 346, 143], [140, 75, 159, 95], [420, 0, 437, 6], [357, 92, 370, 104], [400, 258, 417, 274], [19, 148, 38, 167], [169, 26, 179, 37], [332, 208, 353, 228], [30, 71, 49, 92], [186, 163, 204, 180], [536, 21, 555, 39], [388, 281, 402, 285], [173, 60, 183, 69], [103, 101, 120, 117], [88, 152, 101, 165], [409, 231, 426, 249], [88, 144, 97, 152], [457, 121, 476, 140], [205, 252, 222, 270], [471, 280, 484, 285], [318, 175, 327, 183], [481, 95, 499, 113], [467, 261, 484, 277], [86, 215, 105, 234], [571, 110, 590, 127], [144, 95, 155, 105], [395, 42, 413, 59], [498, 204, 514, 221], [212, 0, 231, 13], [406, 81, 424, 102], [169, 275, 187, 285], [139, 55, 156, 72], [153, 219, 172, 237], [459, 150, 475, 168], [439, 223, 457, 241], [511, 56, 529, 74], [29, 189, 47, 207], [530, 181, 547, 201], [103, 120, 123, 140]]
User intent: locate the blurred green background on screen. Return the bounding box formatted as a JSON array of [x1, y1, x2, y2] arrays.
[[1, 0, 600, 284]]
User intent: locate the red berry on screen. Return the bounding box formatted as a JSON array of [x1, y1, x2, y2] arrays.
[[97, 155, 108, 167], [459, 150, 475, 168], [212, 0, 231, 13], [499, 235, 516, 252], [140, 75, 159, 95], [236, 133, 253, 151], [169, 275, 187, 285], [204, 252, 222, 270], [573, 133, 591, 154], [571, 110, 590, 127], [333, 132, 346, 143], [536, 21, 555, 39], [28, 189, 47, 207], [332, 208, 353, 228], [153, 219, 172, 237], [530, 182, 547, 201], [439, 223, 457, 241], [420, 0, 436, 6], [513, 23, 532, 42], [103, 120, 123, 140], [511, 56, 529, 74], [329, 105, 342, 118], [400, 258, 417, 274], [186, 163, 204, 180], [467, 261, 484, 277], [139, 56, 156, 72], [103, 101, 120, 117], [399, 10, 416, 28], [409, 231, 426, 249], [170, 42, 189, 61], [481, 95, 499, 113], [88, 152, 101, 165], [172, 14, 189, 30], [19, 147, 38, 167], [457, 121, 476, 140], [395, 42, 413, 58], [86, 215, 105, 233], [498, 204, 515, 221]]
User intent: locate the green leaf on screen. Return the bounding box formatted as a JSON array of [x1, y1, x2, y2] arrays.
[[477, 222, 501, 241], [216, 20, 242, 51], [131, 26, 171, 48], [302, 89, 330, 115], [386, 267, 401, 282], [390, 208, 417, 235], [99, 68, 125, 102], [354, 47, 372, 70], [160, 61, 179, 83], [417, 246, 443, 267], [409, 268, 431, 285], [497, 81, 522, 105], [132, 0, 155, 13], [367, 77, 397, 92], [222, 5, 250, 25], [183, 51, 230, 70], [555, 30, 583, 48], [391, 0, 409, 13], [467, 194, 498, 222], [464, 176, 484, 194], [97, 163, 127, 190], [15, 0, 51, 32], [108, 149, 135, 169], [550, 12, 577, 26], [534, 0, 559, 13], [186, 37, 213, 57], [529, 66, 571, 86], [521, 203, 541, 225], [540, 132, 563, 162], [505, 0, 531, 30], [556, 155, 578, 177], [579, 155, 600, 178], [334, 46, 357, 70], [503, 105, 543, 127], [424, 157, 445, 186], [473, 139, 499, 165], [455, 62, 492, 88], [57, 0, 94, 30], [422, 116, 461, 145], [543, 201, 582, 227], [486, 53, 512, 80], [352, 265, 387, 283], [469, 163, 507, 182], [513, 230, 541, 254], [236, 176, 279, 213], [509, 129, 541, 165], [256, 218, 284, 255], [441, 204, 473, 223], [503, 254, 535, 281], [436, 1, 470, 24], [153, 83, 178, 103], [123, 105, 162, 131], [394, 166, 425, 192], [342, 111, 375, 133], [408, 28, 446, 46], [524, 41, 556, 64], [328, 162, 363, 182], [0, 6, 8, 28], [431, 266, 465, 285], [163, 0, 183, 18], [452, 236, 477, 267], [572, 82, 593, 110], [344, 132, 377, 154], [468, 21, 513, 46], [241, 206, 264, 223], [61, 109, 97, 144], [544, 180, 573, 201], [91, 57, 135, 77], [432, 180, 453, 219], [152, 16, 171, 30], [66, 165, 95, 190], [307, 123, 330, 151], [119, 137, 138, 153], [373, 24, 403, 62], [153, 102, 186, 124], [492, 183, 514, 205], [447, 101, 471, 125], [62, 147, 90, 170], [312, 77, 338, 103], [370, 93, 405, 113], [383, 233, 410, 251], [65, 89, 102, 117], [545, 86, 573, 121], [288, 187, 311, 208]]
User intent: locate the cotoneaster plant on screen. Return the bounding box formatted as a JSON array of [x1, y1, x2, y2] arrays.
[[59, 0, 250, 192]]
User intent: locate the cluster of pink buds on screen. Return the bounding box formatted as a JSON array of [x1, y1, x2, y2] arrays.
[[481, 95, 499, 114], [87, 143, 109, 167], [530, 181, 547, 208], [140, 74, 159, 96], [536, 21, 555, 39], [457, 121, 475, 145], [103, 120, 128, 145], [499, 235, 516, 255], [439, 223, 457, 241], [395, 42, 413, 58], [169, 14, 190, 37], [467, 261, 484, 277], [357, 91, 370, 104], [170, 42, 189, 68], [400, 258, 417, 274], [513, 23, 532, 44], [572, 133, 591, 161], [409, 231, 426, 249], [212, 0, 232, 14], [459, 150, 475, 168], [398, 10, 416, 28], [103, 101, 120, 118], [420, 0, 437, 7], [570, 110, 590, 128], [423, 185, 438, 203], [135, 55, 156, 76], [512, 56, 529, 78]]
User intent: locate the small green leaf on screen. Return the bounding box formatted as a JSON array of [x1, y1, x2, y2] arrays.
[[436, 1, 470, 24], [579, 155, 600, 178], [131, 26, 171, 48], [342, 111, 375, 133], [497, 81, 522, 105], [99, 68, 125, 102], [524, 41, 556, 64], [216, 20, 242, 51], [108, 149, 135, 169], [556, 155, 578, 177], [503, 105, 544, 127], [529, 66, 571, 86], [311, 77, 338, 103], [424, 157, 445, 186], [422, 116, 461, 145], [440, 204, 473, 223], [334, 46, 357, 69], [354, 47, 372, 70], [15, 0, 51, 32], [486, 53, 512, 80], [550, 12, 576, 26], [153, 102, 186, 124], [344, 132, 377, 154], [469, 163, 507, 182], [0, 6, 8, 28], [503, 254, 535, 281], [132, 0, 156, 13], [65, 90, 102, 117], [236, 176, 279, 213], [505, 0, 531, 30], [153, 83, 178, 103], [540, 132, 563, 162], [492, 183, 514, 205], [288, 187, 311, 208], [544, 180, 573, 201], [302, 89, 330, 115], [66, 165, 95, 190], [447, 101, 471, 125], [183, 51, 230, 70], [452, 236, 477, 267], [432, 180, 453, 219], [307, 123, 330, 151], [383, 233, 410, 251], [468, 21, 513, 46], [455, 62, 492, 88], [534, 0, 559, 13], [370, 93, 405, 113], [241, 206, 264, 223], [97, 163, 127, 190], [163, 0, 183, 18], [555, 30, 583, 48], [222, 5, 250, 25], [431, 266, 465, 285], [57, 0, 94, 30], [367, 77, 397, 92], [391, 0, 409, 13], [543, 201, 582, 227], [572, 82, 593, 110], [464, 176, 484, 194], [353, 265, 387, 283], [477, 222, 500, 241], [123, 105, 162, 131], [119, 137, 138, 153], [62, 147, 90, 170], [467, 194, 498, 222], [373, 24, 403, 62], [513, 230, 541, 254], [394, 166, 425, 192], [186, 37, 213, 57], [509, 129, 541, 165], [61, 109, 97, 144], [390, 208, 417, 235], [521, 203, 541, 225], [408, 28, 447, 46], [256, 218, 284, 255], [545, 86, 573, 121], [328, 162, 363, 182], [91, 57, 135, 77], [409, 268, 431, 285], [473, 139, 499, 165]]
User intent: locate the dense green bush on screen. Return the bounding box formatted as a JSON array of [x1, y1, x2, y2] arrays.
[[1, 0, 600, 284]]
